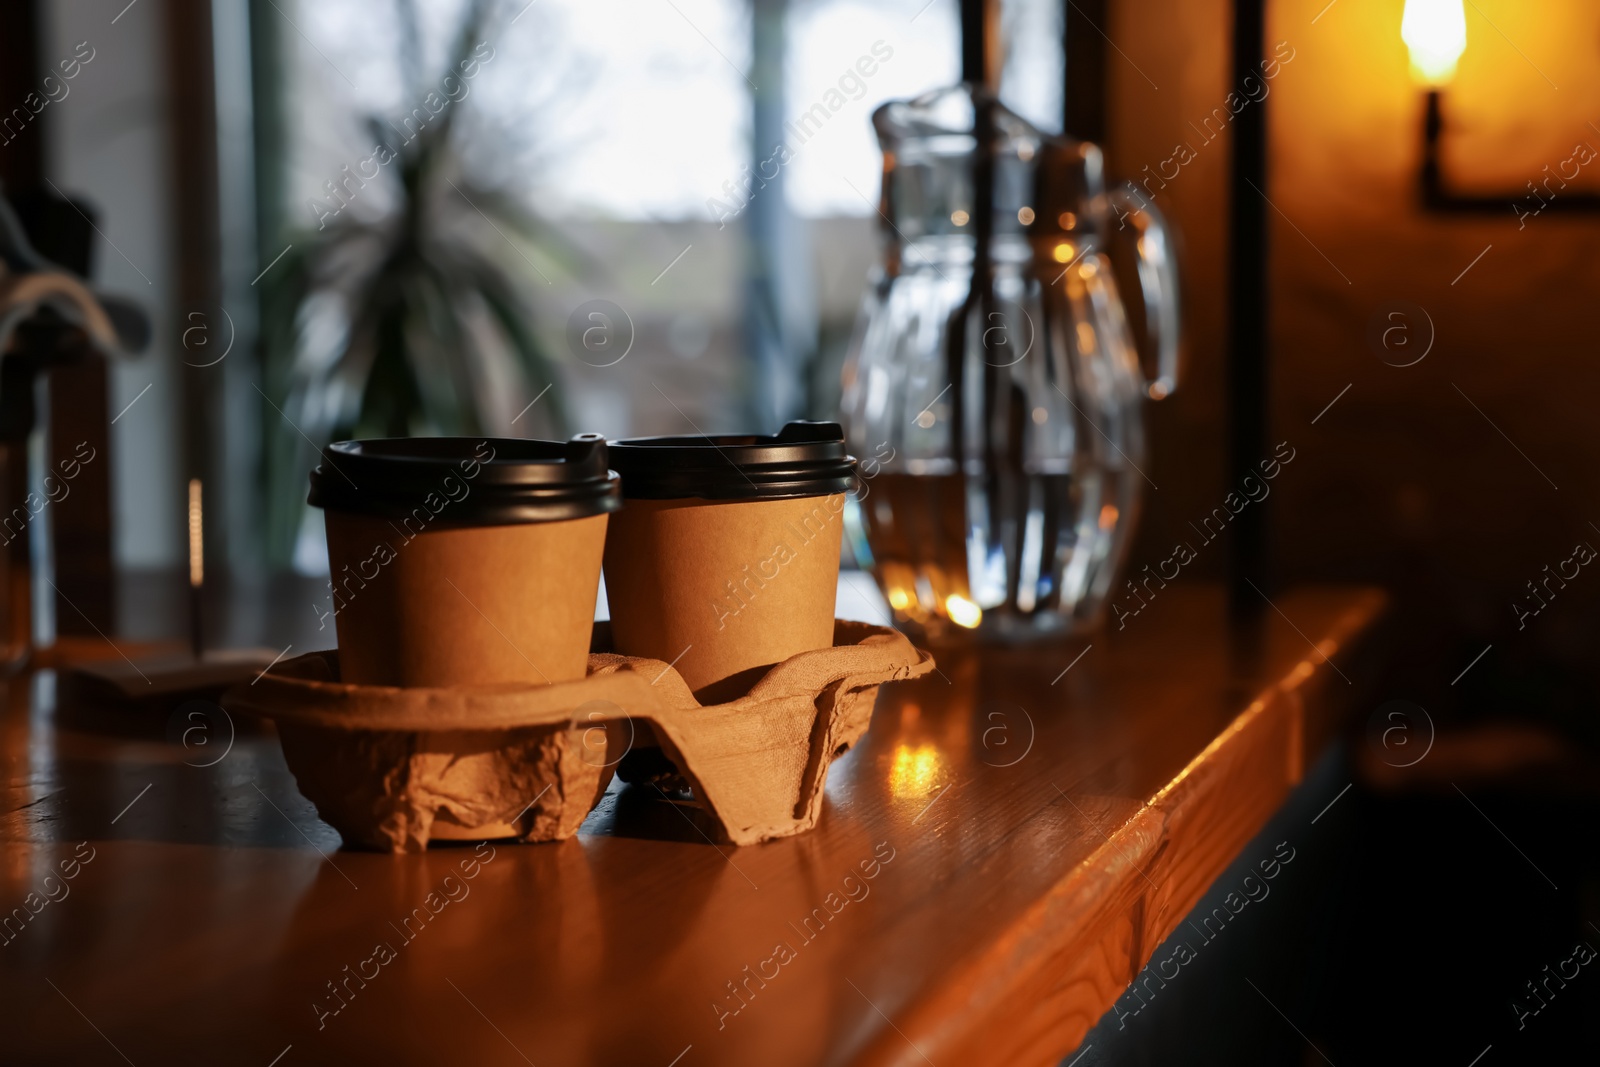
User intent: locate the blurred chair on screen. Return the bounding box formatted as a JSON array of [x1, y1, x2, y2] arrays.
[[0, 188, 148, 665]]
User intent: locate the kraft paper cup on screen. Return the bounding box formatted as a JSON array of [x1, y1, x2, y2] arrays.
[[322, 512, 607, 687], [603, 421, 856, 701], [305, 434, 621, 841]]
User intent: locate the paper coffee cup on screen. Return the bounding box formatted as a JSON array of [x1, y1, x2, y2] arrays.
[[603, 422, 856, 700], [311, 435, 618, 687], [322, 511, 607, 688], [307, 435, 620, 839]]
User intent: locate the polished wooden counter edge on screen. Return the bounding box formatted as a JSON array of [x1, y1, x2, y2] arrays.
[[862, 586, 1386, 1066]]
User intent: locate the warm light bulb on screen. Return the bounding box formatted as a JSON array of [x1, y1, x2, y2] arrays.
[[1401, 0, 1467, 86]]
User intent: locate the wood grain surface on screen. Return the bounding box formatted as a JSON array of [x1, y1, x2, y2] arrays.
[[0, 584, 1383, 1067]]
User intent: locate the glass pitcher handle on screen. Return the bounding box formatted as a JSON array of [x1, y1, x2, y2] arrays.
[[1107, 188, 1181, 400]]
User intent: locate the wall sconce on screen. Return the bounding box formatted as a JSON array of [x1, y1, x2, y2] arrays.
[[1403, 0, 1600, 216]]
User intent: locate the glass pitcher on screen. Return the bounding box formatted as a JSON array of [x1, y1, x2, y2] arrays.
[[841, 85, 1179, 644]]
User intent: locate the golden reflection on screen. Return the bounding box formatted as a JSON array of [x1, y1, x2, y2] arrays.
[[1075, 321, 1097, 353], [889, 743, 944, 799], [1052, 241, 1077, 263], [944, 593, 982, 628]]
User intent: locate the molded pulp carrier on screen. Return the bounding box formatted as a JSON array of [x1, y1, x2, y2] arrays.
[[223, 621, 933, 852]]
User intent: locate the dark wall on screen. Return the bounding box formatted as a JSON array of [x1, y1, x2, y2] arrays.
[[1105, 0, 1600, 725]]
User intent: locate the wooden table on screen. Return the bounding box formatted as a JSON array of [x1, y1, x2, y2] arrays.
[[0, 584, 1383, 1067]]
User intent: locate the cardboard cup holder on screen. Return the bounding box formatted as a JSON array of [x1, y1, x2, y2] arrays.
[[223, 620, 934, 852], [271, 426, 929, 851]]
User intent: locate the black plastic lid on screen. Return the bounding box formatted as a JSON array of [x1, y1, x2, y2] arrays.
[[607, 421, 857, 501], [307, 435, 621, 524]]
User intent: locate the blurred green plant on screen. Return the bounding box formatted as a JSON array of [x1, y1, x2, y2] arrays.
[[259, 0, 582, 563]]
